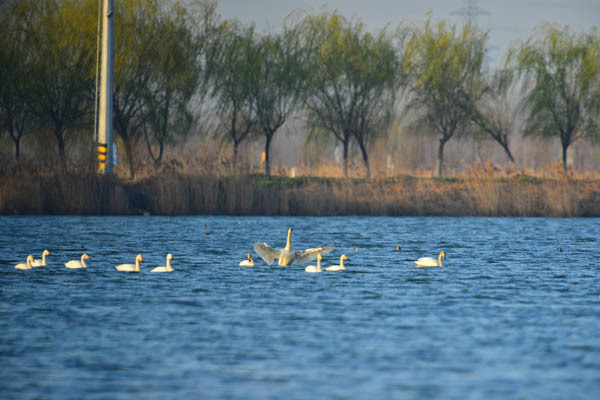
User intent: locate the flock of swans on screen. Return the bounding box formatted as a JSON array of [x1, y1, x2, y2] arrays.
[[244, 227, 445, 272], [13, 227, 446, 273], [14, 251, 173, 273]]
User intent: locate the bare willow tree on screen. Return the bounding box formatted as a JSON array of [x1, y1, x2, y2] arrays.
[[246, 24, 308, 176], [142, 2, 201, 166], [113, 0, 217, 178], [211, 21, 259, 171], [404, 20, 488, 177], [507, 25, 600, 171], [466, 69, 522, 164], [301, 12, 402, 178], [23, 0, 96, 168], [112, 0, 159, 178], [0, 3, 35, 163]]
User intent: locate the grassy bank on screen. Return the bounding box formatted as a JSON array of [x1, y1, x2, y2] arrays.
[[2, 170, 600, 216]]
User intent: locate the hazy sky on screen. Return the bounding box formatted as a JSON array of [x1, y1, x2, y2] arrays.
[[215, 0, 599, 65]]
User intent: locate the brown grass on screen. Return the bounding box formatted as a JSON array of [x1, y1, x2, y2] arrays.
[[0, 172, 128, 215], [1, 159, 599, 216]]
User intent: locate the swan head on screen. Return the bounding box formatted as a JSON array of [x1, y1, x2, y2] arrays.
[[439, 251, 446, 259], [82, 253, 90, 260], [247, 253, 253, 261], [43, 250, 51, 256], [27, 255, 34, 263], [341, 254, 349, 261], [317, 253, 323, 261], [394, 245, 400, 251], [136, 254, 143, 263], [167, 253, 173, 261]]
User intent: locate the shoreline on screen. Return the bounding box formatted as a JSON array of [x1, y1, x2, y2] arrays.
[[2, 172, 599, 217]]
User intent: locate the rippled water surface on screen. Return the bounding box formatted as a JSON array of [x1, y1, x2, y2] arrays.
[[1, 216, 599, 399]]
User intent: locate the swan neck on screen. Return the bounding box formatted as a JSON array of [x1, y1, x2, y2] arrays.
[[135, 259, 140, 271], [285, 229, 292, 251], [438, 253, 443, 266], [81, 255, 87, 268]]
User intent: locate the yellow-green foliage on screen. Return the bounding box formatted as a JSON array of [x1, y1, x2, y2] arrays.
[[507, 24, 600, 170]]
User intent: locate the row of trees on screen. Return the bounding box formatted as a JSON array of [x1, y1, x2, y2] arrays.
[[0, 0, 214, 177], [1, 0, 599, 178]]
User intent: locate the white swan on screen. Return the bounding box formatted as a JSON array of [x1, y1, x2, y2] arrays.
[[65, 253, 90, 269], [115, 254, 143, 272], [325, 254, 349, 271], [414, 251, 446, 267], [253, 228, 333, 266], [30, 249, 51, 267], [151, 253, 174, 273], [305, 253, 323, 273], [239, 253, 255, 267], [15, 255, 34, 270]]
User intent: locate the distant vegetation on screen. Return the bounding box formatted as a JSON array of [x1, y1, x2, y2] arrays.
[[2, 166, 600, 216], [1, 0, 599, 182]]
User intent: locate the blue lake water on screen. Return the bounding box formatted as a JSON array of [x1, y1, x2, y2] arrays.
[[1, 216, 599, 399]]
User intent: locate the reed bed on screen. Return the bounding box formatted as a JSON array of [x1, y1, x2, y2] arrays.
[[1, 165, 599, 216]]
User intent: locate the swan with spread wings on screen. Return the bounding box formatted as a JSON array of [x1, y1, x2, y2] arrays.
[[253, 228, 333, 266]]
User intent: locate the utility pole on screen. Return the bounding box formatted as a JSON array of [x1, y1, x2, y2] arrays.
[[451, 0, 489, 27], [451, 0, 495, 67], [97, 0, 114, 174]]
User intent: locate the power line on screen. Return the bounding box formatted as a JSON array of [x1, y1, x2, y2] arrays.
[[451, 0, 497, 67], [450, 0, 490, 27]]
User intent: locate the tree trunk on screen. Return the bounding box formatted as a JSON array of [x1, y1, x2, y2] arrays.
[[158, 97, 169, 165], [9, 124, 21, 163], [437, 138, 446, 178], [56, 129, 66, 169], [232, 142, 239, 173], [231, 114, 239, 173], [562, 143, 569, 172], [264, 135, 271, 176], [502, 142, 515, 164], [14, 137, 20, 163], [157, 142, 164, 164], [357, 139, 370, 179], [342, 138, 349, 178], [143, 127, 157, 163], [123, 134, 135, 179]]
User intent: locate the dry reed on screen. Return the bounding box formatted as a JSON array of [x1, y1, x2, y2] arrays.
[[1, 159, 599, 216]]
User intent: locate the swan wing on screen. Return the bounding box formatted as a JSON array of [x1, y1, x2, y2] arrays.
[[151, 266, 171, 273], [415, 257, 438, 267], [294, 244, 334, 266], [253, 242, 280, 265], [305, 265, 320, 273], [416, 257, 436, 263], [65, 260, 81, 269]]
